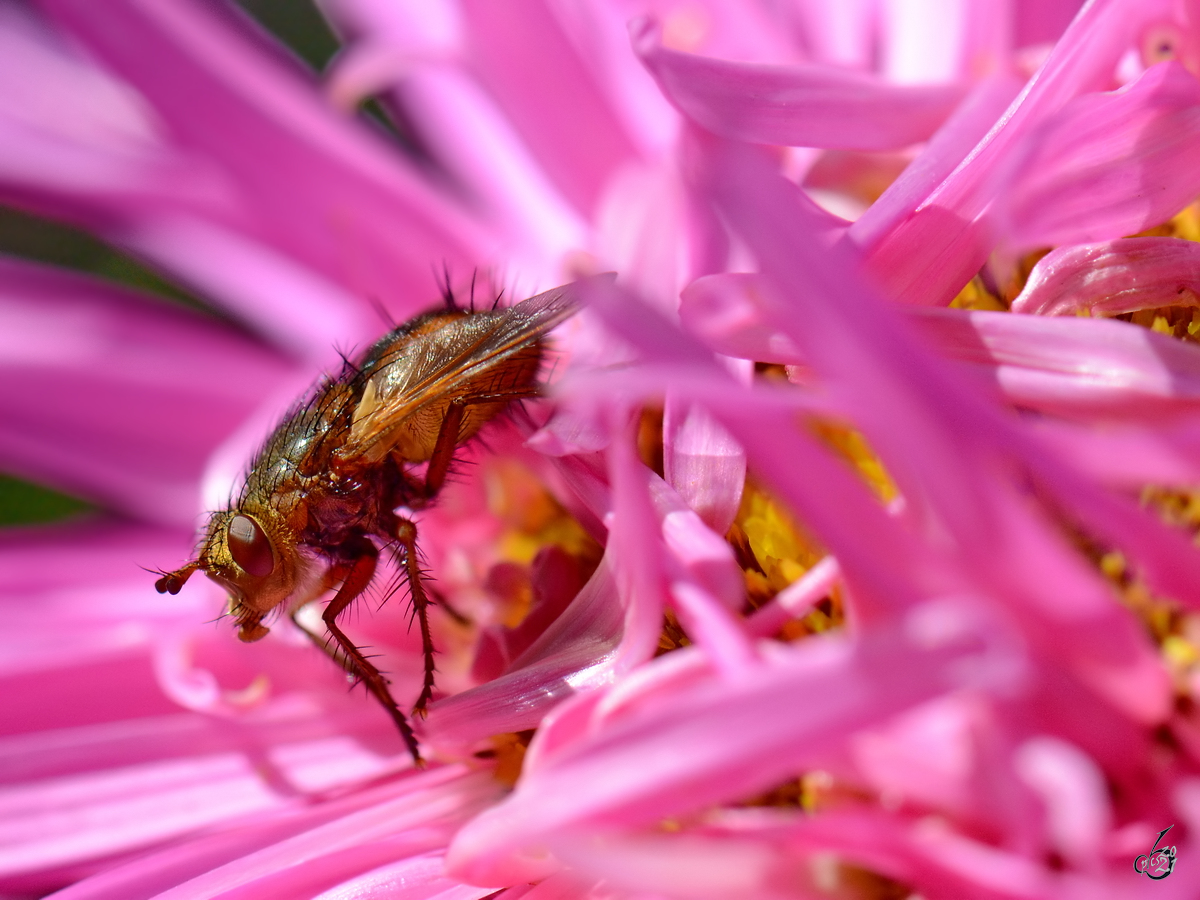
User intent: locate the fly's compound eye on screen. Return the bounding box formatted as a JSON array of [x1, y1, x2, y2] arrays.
[[227, 514, 275, 577]]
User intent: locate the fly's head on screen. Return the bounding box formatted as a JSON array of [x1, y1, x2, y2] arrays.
[[155, 506, 299, 643]]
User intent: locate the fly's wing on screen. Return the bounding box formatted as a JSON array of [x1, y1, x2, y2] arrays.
[[343, 275, 603, 462]]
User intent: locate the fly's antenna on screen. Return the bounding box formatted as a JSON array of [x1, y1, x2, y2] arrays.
[[149, 561, 200, 595]]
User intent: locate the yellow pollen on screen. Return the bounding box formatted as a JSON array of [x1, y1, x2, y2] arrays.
[[487, 730, 534, 787], [808, 420, 898, 503], [950, 274, 1007, 311], [1087, 487, 1200, 683], [732, 479, 824, 599]]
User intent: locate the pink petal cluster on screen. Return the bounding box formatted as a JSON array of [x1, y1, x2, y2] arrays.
[[3, 1, 1199, 898]]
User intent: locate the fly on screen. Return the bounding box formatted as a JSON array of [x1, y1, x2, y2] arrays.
[[155, 275, 601, 764]]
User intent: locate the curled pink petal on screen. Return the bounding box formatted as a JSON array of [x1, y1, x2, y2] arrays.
[[1013, 236, 1200, 315], [423, 557, 623, 752], [912, 306, 1200, 419]]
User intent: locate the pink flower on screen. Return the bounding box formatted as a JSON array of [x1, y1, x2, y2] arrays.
[[3, 1, 1200, 898]]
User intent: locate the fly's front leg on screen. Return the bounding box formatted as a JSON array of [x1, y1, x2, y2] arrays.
[[293, 541, 423, 765], [395, 516, 438, 718]]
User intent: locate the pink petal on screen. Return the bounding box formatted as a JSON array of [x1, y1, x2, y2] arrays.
[[42, 768, 496, 900], [0, 520, 202, 688], [542, 0, 680, 158], [1013, 236, 1200, 316], [327, 55, 588, 262], [1014, 737, 1112, 868], [1016, 2, 1088, 48], [544, 809, 1075, 900], [852, 694, 1000, 826], [152, 767, 496, 900], [456, 0, 642, 217], [790, 0, 878, 69], [632, 18, 967, 150], [311, 852, 496, 900], [657, 486, 744, 614], [551, 830, 778, 900], [447, 608, 1018, 886], [692, 147, 1179, 716], [512, 870, 605, 900], [678, 270, 1180, 688], [605, 427, 670, 669], [422, 557, 623, 752], [680, 272, 805, 363], [863, 0, 1177, 305], [880, 0, 1016, 85], [684, 269, 1200, 423], [1030, 418, 1200, 486], [662, 399, 746, 534], [470, 547, 591, 683], [849, 73, 1024, 252], [118, 216, 378, 361], [583, 279, 932, 620], [41, 0, 494, 312], [0, 258, 291, 526], [1000, 61, 1200, 251], [0, 5, 233, 224], [658, 503, 757, 675], [0, 7, 378, 360], [912, 306, 1200, 420]]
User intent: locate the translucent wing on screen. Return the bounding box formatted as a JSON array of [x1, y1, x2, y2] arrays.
[[342, 275, 601, 464]]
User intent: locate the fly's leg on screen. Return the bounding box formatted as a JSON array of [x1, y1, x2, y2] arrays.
[[393, 389, 541, 717], [292, 541, 423, 765], [422, 389, 541, 500], [395, 516, 437, 718]]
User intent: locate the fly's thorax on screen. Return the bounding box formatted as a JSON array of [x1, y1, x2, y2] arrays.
[[199, 505, 300, 621]]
